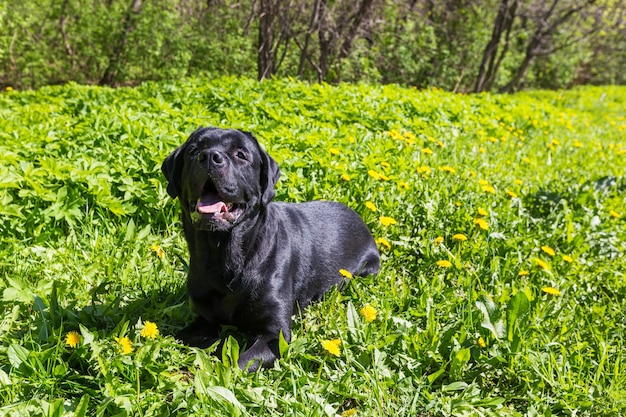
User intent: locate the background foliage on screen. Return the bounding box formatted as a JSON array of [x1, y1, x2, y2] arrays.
[[0, 79, 625, 415], [1, 0, 624, 91]]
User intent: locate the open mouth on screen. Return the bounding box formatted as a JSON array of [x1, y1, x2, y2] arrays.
[[194, 180, 245, 223]]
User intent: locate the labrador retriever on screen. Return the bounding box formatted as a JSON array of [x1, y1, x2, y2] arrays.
[[162, 127, 380, 371]]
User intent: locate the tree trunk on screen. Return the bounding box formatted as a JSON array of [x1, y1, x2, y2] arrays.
[[474, 0, 518, 92], [257, 0, 275, 80]]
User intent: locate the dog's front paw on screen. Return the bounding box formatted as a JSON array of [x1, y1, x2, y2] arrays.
[[176, 318, 220, 349]]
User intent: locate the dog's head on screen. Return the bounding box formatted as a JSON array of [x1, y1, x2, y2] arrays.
[[161, 127, 280, 231]]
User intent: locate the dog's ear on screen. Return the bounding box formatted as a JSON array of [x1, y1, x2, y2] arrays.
[[260, 148, 281, 206], [161, 145, 184, 199], [244, 132, 281, 206]]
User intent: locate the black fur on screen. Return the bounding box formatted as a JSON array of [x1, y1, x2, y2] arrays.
[[162, 127, 380, 371]]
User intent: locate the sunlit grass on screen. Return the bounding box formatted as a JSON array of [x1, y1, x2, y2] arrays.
[[0, 80, 625, 415]]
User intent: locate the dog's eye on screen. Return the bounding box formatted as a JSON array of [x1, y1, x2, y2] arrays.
[[235, 150, 247, 161]]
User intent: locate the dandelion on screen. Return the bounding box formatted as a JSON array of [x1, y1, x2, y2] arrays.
[[329, 148, 340, 156], [379, 173, 390, 181], [482, 185, 496, 194], [452, 234, 467, 242], [440, 166, 456, 174], [518, 270, 530, 276], [375, 237, 391, 249], [365, 201, 377, 212], [65, 331, 81, 348], [379, 216, 397, 226], [541, 246, 556, 257], [542, 287, 561, 296], [421, 148, 433, 155], [436, 260, 452, 268], [521, 157, 531, 164], [141, 321, 159, 340], [360, 305, 377, 322], [115, 336, 133, 355], [514, 179, 523, 186], [534, 258, 549, 270], [505, 190, 518, 199], [5, 86, 13, 91], [339, 269, 353, 279], [398, 181, 409, 190], [417, 166, 432, 175], [342, 408, 357, 417], [380, 161, 390, 168], [562, 255, 573, 263], [151, 244, 165, 260], [610, 210, 621, 219], [368, 170, 380, 180], [477, 208, 488, 217], [341, 173, 351, 181], [321, 339, 341, 356], [474, 218, 489, 230], [477, 336, 486, 348], [434, 236, 444, 245]]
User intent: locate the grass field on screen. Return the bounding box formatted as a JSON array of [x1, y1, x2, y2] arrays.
[[0, 79, 625, 416]]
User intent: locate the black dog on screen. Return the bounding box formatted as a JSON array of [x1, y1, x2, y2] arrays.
[[162, 127, 380, 371]]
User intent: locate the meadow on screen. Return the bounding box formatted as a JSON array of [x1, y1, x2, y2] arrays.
[[0, 79, 624, 416]]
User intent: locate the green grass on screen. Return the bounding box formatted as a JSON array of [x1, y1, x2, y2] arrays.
[[0, 79, 625, 416]]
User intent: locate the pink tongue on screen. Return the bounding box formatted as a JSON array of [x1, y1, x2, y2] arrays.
[[197, 194, 227, 214]]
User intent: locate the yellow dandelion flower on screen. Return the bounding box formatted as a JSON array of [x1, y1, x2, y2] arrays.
[[518, 270, 530, 276], [542, 287, 561, 296], [321, 339, 341, 356], [342, 408, 357, 417], [365, 201, 377, 212], [417, 166, 431, 175], [440, 166, 456, 174], [474, 218, 489, 230], [140, 321, 159, 340], [514, 179, 523, 186], [360, 305, 377, 322], [477, 208, 488, 217], [562, 255, 573, 263], [379, 173, 390, 181], [610, 210, 621, 219], [151, 245, 165, 260], [5, 86, 13, 91], [339, 269, 353, 279], [65, 331, 81, 348], [521, 157, 531, 164], [434, 236, 444, 245], [375, 237, 391, 250], [367, 170, 380, 180], [541, 246, 556, 257], [379, 216, 397, 226], [329, 148, 340, 156], [455, 202, 462, 207], [534, 258, 549, 270], [380, 161, 390, 168], [422, 148, 433, 155], [348, 137, 355, 144], [478, 179, 489, 186], [505, 190, 518, 199], [398, 181, 409, 190], [341, 173, 351, 181], [115, 337, 133, 355], [477, 336, 486, 348], [436, 260, 452, 268], [452, 234, 468, 242], [482, 185, 496, 194]]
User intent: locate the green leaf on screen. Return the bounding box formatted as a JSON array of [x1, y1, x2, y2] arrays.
[[506, 291, 530, 343]]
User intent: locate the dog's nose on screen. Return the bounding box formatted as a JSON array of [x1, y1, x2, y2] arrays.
[[198, 150, 225, 166]]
